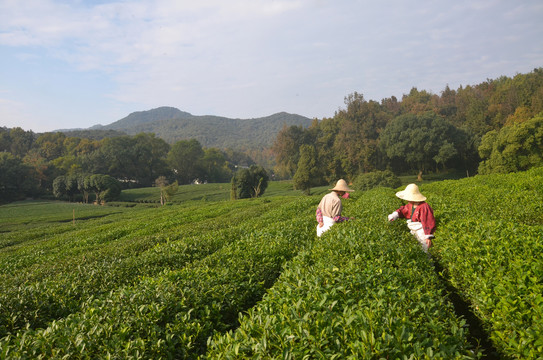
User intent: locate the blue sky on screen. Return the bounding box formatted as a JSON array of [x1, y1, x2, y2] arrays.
[[1, 0, 542, 133]]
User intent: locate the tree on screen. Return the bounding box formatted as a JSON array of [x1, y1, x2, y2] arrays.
[[133, 133, 170, 186], [34, 132, 67, 161], [65, 175, 79, 201], [312, 117, 344, 183], [202, 148, 232, 183], [0, 127, 10, 153], [167, 139, 205, 184], [230, 165, 269, 199], [333, 93, 390, 177], [271, 125, 311, 179], [7, 127, 35, 158], [478, 113, 543, 174], [89, 174, 121, 203], [400, 87, 434, 114], [78, 174, 91, 203], [23, 148, 55, 190], [433, 141, 458, 171], [380, 112, 464, 175], [0, 152, 35, 203], [353, 170, 401, 191], [293, 145, 320, 195], [52, 176, 67, 199], [99, 136, 141, 185], [155, 176, 178, 205]]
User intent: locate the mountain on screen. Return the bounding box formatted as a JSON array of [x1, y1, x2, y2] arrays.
[[90, 107, 193, 130], [81, 107, 313, 150]]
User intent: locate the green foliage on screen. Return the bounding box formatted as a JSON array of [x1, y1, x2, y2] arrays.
[[380, 112, 465, 173], [333, 92, 391, 176], [0, 126, 35, 157], [201, 148, 232, 183], [34, 132, 67, 161], [162, 180, 179, 205], [52, 175, 66, 199], [53, 174, 121, 203], [478, 113, 543, 174], [230, 165, 269, 199], [0, 197, 315, 358], [167, 138, 205, 184], [1, 168, 542, 358], [272, 125, 312, 179], [353, 169, 401, 191], [426, 167, 543, 359], [293, 144, 321, 195], [3, 69, 543, 204], [94, 174, 121, 202], [59, 129, 126, 140], [100, 134, 170, 187], [272, 69, 543, 180], [0, 152, 35, 203], [208, 188, 479, 358], [99, 107, 313, 150]]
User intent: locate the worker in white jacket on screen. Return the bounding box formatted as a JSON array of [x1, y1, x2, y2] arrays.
[[316, 179, 354, 237]]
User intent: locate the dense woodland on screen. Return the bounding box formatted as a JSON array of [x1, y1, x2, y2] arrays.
[[1, 68, 543, 203], [274, 68, 543, 187]]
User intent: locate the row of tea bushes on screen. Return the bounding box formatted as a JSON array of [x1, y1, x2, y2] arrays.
[[427, 167, 543, 359], [0, 198, 317, 359], [207, 188, 480, 358], [0, 198, 285, 337]]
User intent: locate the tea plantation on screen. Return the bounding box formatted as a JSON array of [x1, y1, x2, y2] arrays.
[[1, 167, 542, 359]]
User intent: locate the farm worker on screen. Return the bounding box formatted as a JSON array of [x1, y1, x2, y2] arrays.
[[388, 183, 435, 252], [316, 179, 354, 237]]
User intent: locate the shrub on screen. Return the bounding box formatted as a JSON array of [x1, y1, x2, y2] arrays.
[[353, 170, 401, 191], [230, 165, 269, 199]]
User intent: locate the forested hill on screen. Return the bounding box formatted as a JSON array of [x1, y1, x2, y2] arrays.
[[74, 107, 313, 150]]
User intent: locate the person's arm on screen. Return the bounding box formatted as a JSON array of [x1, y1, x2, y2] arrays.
[[417, 205, 435, 249], [419, 205, 436, 236], [316, 207, 324, 227], [388, 205, 407, 221], [333, 215, 350, 222]]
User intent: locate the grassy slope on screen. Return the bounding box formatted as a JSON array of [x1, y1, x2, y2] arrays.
[[118, 180, 331, 203]]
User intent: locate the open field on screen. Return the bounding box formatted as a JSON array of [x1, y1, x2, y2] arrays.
[[1, 168, 542, 358], [116, 172, 465, 205], [117, 180, 331, 204]]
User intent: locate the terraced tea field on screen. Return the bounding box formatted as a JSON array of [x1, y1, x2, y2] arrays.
[[1, 167, 542, 358]]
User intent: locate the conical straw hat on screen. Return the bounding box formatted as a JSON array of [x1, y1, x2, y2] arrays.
[[395, 183, 426, 202], [329, 179, 354, 192]]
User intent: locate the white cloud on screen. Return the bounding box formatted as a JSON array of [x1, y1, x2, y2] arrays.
[[0, 0, 542, 131]]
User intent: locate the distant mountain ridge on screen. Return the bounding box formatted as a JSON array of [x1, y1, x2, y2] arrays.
[[76, 106, 313, 149]]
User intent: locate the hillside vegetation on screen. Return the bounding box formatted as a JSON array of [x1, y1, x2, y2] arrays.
[[84, 107, 313, 150], [1, 167, 541, 358]]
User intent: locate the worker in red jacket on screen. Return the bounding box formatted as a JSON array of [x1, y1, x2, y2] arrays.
[[388, 183, 435, 252]]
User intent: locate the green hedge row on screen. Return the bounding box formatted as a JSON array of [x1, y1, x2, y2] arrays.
[[427, 167, 543, 359], [207, 188, 480, 358], [0, 198, 296, 337], [0, 198, 317, 359]]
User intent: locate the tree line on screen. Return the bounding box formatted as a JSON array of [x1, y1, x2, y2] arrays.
[[273, 68, 543, 193], [0, 130, 255, 203]]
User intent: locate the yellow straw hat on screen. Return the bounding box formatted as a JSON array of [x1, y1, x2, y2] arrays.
[[395, 183, 426, 202], [329, 179, 354, 192]]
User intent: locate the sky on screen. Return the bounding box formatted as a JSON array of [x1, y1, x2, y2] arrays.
[[1, 0, 542, 133]]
